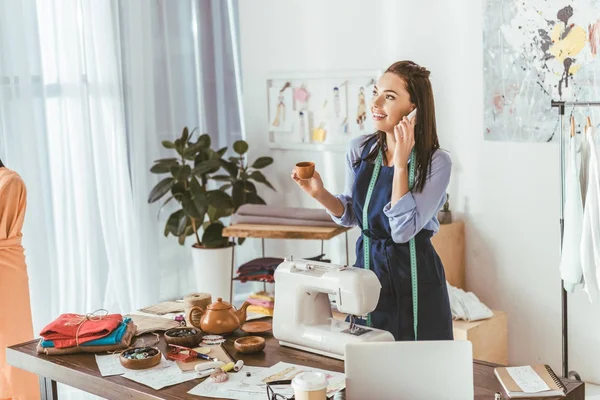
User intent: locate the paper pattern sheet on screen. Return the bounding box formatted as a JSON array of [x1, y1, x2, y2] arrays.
[[122, 359, 197, 390], [95, 354, 126, 377], [189, 362, 345, 399], [188, 366, 269, 399], [506, 366, 551, 393]]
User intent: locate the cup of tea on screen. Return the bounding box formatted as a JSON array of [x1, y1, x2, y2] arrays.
[[295, 162, 315, 180], [291, 371, 327, 400]]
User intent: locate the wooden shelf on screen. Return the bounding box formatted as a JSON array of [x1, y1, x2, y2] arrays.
[[222, 223, 352, 240]]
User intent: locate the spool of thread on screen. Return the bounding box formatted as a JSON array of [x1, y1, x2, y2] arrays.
[[184, 293, 211, 327], [234, 360, 244, 372], [220, 362, 235, 373]]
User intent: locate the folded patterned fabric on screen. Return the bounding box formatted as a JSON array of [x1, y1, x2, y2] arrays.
[[249, 292, 274, 302], [36, 320, 136, 355], [248, 305, 274, 316], [237, 257, 283, 274], [39, 313, 123, 349], [41, 318, 131, 348], [236, 274, 275, 283], [247, 298, 274, 308]]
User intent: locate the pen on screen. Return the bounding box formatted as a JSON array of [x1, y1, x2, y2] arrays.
[[196, 353, 218, 362]]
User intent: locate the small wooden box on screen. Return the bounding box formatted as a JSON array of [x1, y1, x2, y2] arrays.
[[452, 310, 507, 365], [431, 221, 465, 290]]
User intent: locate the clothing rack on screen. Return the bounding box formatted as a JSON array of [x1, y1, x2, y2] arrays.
[[550, 100, 599, 380]]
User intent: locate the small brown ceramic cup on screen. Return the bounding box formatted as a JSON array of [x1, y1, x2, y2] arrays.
[[295, 162, 315, 180]]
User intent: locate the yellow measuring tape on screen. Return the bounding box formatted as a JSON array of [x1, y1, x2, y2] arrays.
[[363, 149, 418, 339]]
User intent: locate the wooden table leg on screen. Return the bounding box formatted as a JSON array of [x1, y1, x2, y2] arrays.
[[39, 376, 58, 400]]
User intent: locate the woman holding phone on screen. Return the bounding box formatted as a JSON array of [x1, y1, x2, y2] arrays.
[[292, 61, 453, 341]]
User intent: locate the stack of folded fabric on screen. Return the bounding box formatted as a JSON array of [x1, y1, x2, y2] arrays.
[[246, 291, 275, 316], [36, 313, 136, 355], [230, 204, 339, 227], [234, 257, 283, 283]]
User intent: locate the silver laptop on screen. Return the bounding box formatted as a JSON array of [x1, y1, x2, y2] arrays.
[[345, 340, 474, 400]]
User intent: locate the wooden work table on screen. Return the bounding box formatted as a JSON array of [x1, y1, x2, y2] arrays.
[[7, 334, 584, 400]]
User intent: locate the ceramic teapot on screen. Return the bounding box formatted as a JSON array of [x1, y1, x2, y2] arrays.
[[186, 298, 250, 335]]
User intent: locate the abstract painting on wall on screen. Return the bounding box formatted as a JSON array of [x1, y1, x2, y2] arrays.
[[484, 0, 600, 141]]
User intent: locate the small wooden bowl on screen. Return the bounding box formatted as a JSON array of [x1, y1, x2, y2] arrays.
[[234, 336, 266, 354], [119, 346, 161, 370], [295, 161, 315, 179], [164, 327, 203, 348], [241, 320, 272, 335]]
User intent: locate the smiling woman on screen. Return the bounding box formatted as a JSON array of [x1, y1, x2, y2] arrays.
[[292, 60, 453, 341]]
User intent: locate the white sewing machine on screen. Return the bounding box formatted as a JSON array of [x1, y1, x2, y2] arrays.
[[272, 257, 394, 360]]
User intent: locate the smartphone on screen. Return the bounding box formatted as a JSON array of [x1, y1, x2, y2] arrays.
[[407, 108, 417, 121]]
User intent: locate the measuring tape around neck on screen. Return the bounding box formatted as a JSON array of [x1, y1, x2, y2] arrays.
[[362, 149, 418, 340]]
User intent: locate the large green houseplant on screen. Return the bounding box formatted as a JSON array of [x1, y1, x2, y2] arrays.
[[147, 127, 234, 248], [147, 127, 275, 247], [147, 127, 275, 301]]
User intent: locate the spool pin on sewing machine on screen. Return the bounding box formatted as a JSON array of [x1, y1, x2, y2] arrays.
[[272, 257, 394, 360]]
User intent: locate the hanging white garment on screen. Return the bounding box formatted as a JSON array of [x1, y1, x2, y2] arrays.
[[580, 126, 591, 202], [580, 127, 600, 303], [560, 134, 584, 292]]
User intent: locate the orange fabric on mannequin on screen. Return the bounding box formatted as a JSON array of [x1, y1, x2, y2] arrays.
[[0, 167, 40, 400]]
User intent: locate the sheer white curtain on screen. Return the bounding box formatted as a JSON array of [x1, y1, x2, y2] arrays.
[[0, 0, 242, 397]]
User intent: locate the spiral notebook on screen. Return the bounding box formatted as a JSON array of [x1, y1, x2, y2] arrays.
[[494, 364, 566, 398]]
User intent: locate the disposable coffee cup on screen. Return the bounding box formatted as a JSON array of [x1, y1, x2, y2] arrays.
[[295, 162, 315, 179], [291, 372, 327, 400]]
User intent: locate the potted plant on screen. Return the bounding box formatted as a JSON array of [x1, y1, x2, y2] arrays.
[[213, 139, 275, 244], [147, 127, 275, 301]]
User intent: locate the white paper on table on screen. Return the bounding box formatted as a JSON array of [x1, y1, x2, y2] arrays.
[[95, 354, 126, 377], [246, 361, 345, 397], [506, 366, 551, 393], [122, 359, 197, 390], [188, 366, 270, 399]]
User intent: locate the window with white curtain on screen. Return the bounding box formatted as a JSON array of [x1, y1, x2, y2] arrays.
[[0, 0, 243, 343]]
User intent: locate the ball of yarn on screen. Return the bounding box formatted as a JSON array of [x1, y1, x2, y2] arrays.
[[184, 293, 211, 327]]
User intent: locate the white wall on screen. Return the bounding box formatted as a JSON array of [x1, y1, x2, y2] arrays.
[[239, 0, 600, 381]]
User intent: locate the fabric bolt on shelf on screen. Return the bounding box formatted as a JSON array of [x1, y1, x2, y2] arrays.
[[230, 204, 339, 227], [36, 320, 136, 355], [39, 313, 123, 349]]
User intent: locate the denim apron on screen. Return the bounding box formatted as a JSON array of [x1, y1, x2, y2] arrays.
[[352, 136, 453, 341]]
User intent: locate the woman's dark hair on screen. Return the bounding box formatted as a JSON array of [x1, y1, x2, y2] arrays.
[[358, 60, 440, 193], [0, 157, 4, 168]]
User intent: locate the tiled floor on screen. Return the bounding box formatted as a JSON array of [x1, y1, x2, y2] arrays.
[[587, 382, 600, 399]]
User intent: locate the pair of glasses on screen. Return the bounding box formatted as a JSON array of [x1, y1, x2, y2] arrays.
[[266, 380, 294, 400]]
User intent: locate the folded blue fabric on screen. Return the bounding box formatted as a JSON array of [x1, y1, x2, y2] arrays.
[[41, 317, 131, 348]]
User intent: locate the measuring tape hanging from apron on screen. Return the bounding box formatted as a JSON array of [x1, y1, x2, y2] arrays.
[[362, 149, 418, 340]]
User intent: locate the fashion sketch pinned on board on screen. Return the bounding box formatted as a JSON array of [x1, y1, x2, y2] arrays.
[[269, 82, 293, 133], [348, 80, 375, 133]]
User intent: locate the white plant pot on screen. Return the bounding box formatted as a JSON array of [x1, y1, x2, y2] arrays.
[[191, 245, 234, 303]]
